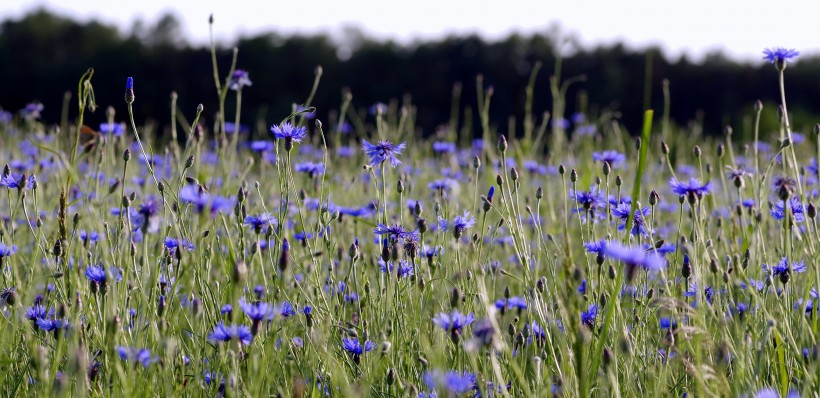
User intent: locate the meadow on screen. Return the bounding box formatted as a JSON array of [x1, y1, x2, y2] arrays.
[[0, 40, 816, 398]]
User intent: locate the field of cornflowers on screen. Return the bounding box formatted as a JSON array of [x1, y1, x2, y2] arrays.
[[0, 41, 817, 397]]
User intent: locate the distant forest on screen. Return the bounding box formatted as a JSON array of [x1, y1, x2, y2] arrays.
[[2, 9, 819, 140]]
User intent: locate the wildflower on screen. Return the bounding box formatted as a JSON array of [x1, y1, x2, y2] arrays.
[[373, 223, 417, 242], [762, 257, 807, 284], [772, 176, 798, 200], [571, 187, 607, 221], [249, 140, 274, 152], [361, 139, 407, 167], [432, 141, 457, 154], [762, 47, 800, 67], [239, 297, 275, 335], [85, 266, 107, 294], [592, 150, 626, 168], [603, 242, 665, 282], [342, 337, 376, 363], [99, 123, 125, 137], [79, 231, 99, 247], [116, 346, 158, 368], [0, 243, 17, 259], [244, 213, 276, 234], [25, 304, 53, 321], [583, 239, 607, 254], [207, 323, 253, 345], [611, 204, 652, 237], [21, 102, 44, 120], [433, 310, 475, 342], [163, 237, 195, 252], [581, 303, 598, 328], [684, 283, 716, 306], [0, 173, 35, 190], [771, 197, 804, 222], [270, 122, 307, 151], [294, 162, 324, 177], [125, 77, 134, 104], [36, 317, 68, 333], [437, 211, 476, 239], [669, 177, 712, 203], [379, 259, 414, 278], [229, 69, 252, 90], [423, 370, 478, 396]]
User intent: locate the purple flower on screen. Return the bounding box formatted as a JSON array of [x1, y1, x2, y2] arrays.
[[84, 266, 107, 285], [763, 257, 807, 284], [208, 323, 253, 345], [611, 204, 651, 237], [116, 346, 158, 368], [164, 237, 195, 252], [99, 123, 125, 137], [361, 139, 407, 167], [244, 213, 276, 234], [229, 69, 252, 90], [437, 210, 476, 239], [294, 162, 324, 177], [342, 337, 376, 362], [0, 173, 35, 190], [373, 223, 417, 241], [762, 48, 800, 64], [432, 141, 456, 154], [581, 303, 598, 328], [270, 122, 307, 148], [432, 310, 475, 337], [592, 150, 626, 168], [0, 243, 17, 258], [583, 239, 607, 254], [603, 241, 665, 282], [670, 177, 712, 201], [423, 370, 477, 395], [239, 297, 276, 322], [771, 197, 804, 222], [571, 187, 607, 220]]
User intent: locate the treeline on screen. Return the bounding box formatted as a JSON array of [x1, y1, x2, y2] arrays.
[[2, 9, 819, 139]]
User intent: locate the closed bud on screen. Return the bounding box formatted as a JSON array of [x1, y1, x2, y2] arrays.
[[558, 164, 566, 175], [615, 176, 623, 187], [809, 202, 817, 219], [634, 137, 641, 150], [396, 179, 404, 194], [123, 149, 131, 162], [498, 135, 508, 152], [602, 161, 611, 176], [450, 287, 461, 308], [510, 167, 519, 182], [661, 141, 669, 155], [693, 145, 701, 158], [649, 190, 659, 206], [717, 143, 725, 158], [536, 187, 543, 199], [570, 169, 577, 183], [185, 155, 195, 169], [754, 100, 763, 112], [473, 155, 481, 169]]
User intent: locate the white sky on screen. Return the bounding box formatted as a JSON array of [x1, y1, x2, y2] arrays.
[[3, 0, 819, 62]]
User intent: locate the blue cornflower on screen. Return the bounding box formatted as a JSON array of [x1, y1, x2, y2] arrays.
[[771, 197, 804, 222], [428, 179, 457, 193], [592, 150, 626, 168], [378, 259, 414, 278], [603, 242, 665, 282], [278, 301, 296, 318], [684, 283, 716, 306], [581, 303, 598, 328], [432, 141, 456, 154], [85, 266, 107, 285], [373, 223, 417, 242], [0, 173, 35, 190], [669, 177, 712, 202], [79, 230, 99, 246], [495, 296, 528, 312], [583, 239, 607, 254], [164, 237, 195, 253], [659, 317, 677, 329], [571, 187, 607, 221], [99, 123, 125, 137], [116, 346, 158, 368], [229, 69, 252, 90], [0, 243, 17, 258], [342, 337, 376, 362], [270, 122, 307, 151], [423, 370, 477, 396], [36, 317, 68, 333], [249, 140, 274, 152], [438, 210, 476, 239], [611, 204, 651, 237], [208, 323, 253, 345], [244, 213, 276, 234], [21, 102, 43, 120], [763, 257, 807, 284], [361, 139, 407, 167], [432, 310, 475, 341], [239, 297, 276, 322], [762, 48, 800, 64], [25, 304, 53, 321], [294, 161, 324, 177]]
